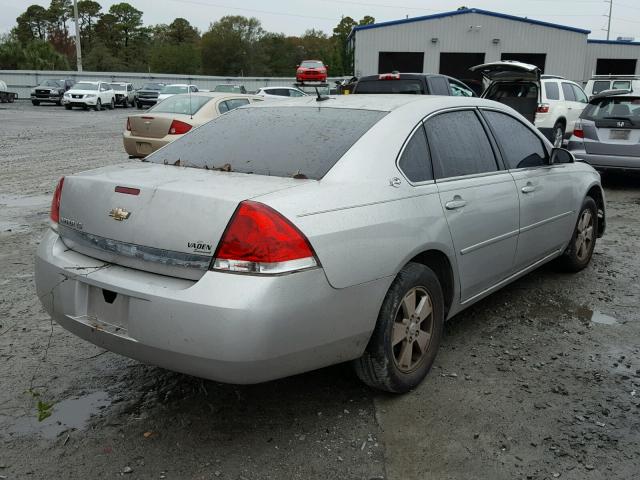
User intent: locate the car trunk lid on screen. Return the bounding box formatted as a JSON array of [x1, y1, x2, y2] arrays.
[[129, 114, 184, 139], [57, 163, 309, 280]]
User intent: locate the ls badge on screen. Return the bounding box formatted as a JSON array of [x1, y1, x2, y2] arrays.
[[109, 207, 131, 221]]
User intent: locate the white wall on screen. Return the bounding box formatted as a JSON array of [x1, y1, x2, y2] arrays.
[[354, 12, 588, 82]]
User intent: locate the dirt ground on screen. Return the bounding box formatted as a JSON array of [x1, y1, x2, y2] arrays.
[[0, 101, 638, 480]]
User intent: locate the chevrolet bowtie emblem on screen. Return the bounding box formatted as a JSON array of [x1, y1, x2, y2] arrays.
[[109, 207, 131, 221]]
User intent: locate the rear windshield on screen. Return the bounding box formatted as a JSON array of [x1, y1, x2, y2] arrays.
[[484, 82, 538, 99], [301, 61, 323, 68], [582, 96, 640, 121], [592, 80, 610, 95], [150, 95, 212, 115], [147, 107, 387, 179], [214, 85, 241, 92], [355, 79, 425, 94]]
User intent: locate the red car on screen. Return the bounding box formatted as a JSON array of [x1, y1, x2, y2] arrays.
[[296, 60, 328, 83]]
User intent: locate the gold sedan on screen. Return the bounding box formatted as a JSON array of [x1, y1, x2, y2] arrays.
[[123, 92, 263, 158]]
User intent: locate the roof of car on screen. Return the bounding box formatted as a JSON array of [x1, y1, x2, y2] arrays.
[[244, 93, 492, 112], [590, 89, 637, 101]]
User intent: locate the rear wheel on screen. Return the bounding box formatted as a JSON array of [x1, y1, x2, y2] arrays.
[[552, 121, 565, 148], [556, 197, 597, 272], [354, 262, 444, 393], [136, 101, 143, 109], [32, 100, 39, 106]]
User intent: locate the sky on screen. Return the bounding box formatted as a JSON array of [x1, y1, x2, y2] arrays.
[[1, 0, 639, 40]]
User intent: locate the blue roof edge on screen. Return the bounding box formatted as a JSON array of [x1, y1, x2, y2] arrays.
[[347, 7, 591, 42], [588, 39, 640, 46]]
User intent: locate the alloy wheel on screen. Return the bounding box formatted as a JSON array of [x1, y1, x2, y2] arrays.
[[553, 127, 563, 147], [391, 287, 434, 373], [575, 209, 594, 261]]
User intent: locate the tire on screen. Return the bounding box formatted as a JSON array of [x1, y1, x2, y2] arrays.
[[56, 99, 62, 106], [354, 262, 444, 393], [108, 98, 115, 110], [136, 102, 143, 109], [94, 99, 102, 111], [122, 98, 128, 108], [64, 105, 71, 110], [9, 95, 15, 103], [32, 100, 39, 106], [552, 121, 565, 148], [556, 197, 597, 272]]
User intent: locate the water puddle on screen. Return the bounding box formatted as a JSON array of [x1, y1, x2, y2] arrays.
[[2, 391, 111, 439]]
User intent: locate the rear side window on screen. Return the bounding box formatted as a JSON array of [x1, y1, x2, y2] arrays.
[[150, 95, 211, 115], [592, 81, 610, 95], [572, 84, 588, 103], [544, 82, 560, 100], [148, 107, 387, 179], [425, 110, 497, 179], [562, 83, 576, 101], [218, 98, 250, 113], [355, 79, 425, 94], [398, 126, 433, 183], [270, 88, 289, 96], [483, 110, 548, 169], [612, 80, 631, 91]]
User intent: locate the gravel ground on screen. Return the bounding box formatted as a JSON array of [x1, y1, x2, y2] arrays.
[[0, 101, 638, 480]]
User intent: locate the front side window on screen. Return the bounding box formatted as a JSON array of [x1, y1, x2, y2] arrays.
[[425, 110, 497, 179], [398, 125, 433, 183], [483, 110, 548, 169], [562, 82, 576, 101], [544, 81, 560, 100]]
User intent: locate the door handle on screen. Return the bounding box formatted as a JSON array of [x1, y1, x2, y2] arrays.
[[521, 184, 536, 194], [445, 197, 467, 210]]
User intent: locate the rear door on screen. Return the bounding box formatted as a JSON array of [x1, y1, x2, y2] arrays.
[[425, 109, 519, 302], [561, 82, 584, 132], [481, 109, 576, 270]]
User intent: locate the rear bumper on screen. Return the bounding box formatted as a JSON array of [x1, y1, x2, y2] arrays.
[[122, 133, 172, 157], [568, 144, 640, 170], [35, 230, 383, 384]]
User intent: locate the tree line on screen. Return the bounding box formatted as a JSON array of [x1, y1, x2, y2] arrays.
[[0, 0, 374, 76]]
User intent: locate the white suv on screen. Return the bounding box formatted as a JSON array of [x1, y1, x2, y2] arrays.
[[536, 76, 589, 147], [63, 81, 115, 111], [473, 62, 589, 146], [584, 75, 640, 99]]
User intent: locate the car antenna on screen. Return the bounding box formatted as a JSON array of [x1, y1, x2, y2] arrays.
[[315, 86, 329, 102]]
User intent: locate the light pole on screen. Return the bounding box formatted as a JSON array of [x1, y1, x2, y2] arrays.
[[606, 0, 613, 41], [73, 0, 83, 71]]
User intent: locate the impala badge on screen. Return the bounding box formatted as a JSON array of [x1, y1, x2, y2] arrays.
[[109, 207, 131, 221]]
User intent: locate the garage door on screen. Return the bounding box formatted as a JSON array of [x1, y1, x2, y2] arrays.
[[596, 58, 637, 75], [439, 52, 485, 95], [378, 52, 424, 74]]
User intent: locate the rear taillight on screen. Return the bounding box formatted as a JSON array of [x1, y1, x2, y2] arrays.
[[168, 120, 192, 135], [537, 103, 550, 113], [379, 73, 400, 80], [573, 122, 584, 139], [126, 118, 131, 131], [50, 177, 65, 224], [212, 200, 318, 274]]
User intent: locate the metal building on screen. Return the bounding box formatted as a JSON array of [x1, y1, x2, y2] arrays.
[[349, 8, 640, 88]]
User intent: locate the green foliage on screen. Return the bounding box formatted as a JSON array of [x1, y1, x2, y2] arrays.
[[37, 399, 54, 422], [3, 5, 374, 76]]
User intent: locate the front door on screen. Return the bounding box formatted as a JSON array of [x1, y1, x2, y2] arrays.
[[481, 109, 576, 270], [425, 109, 519, 302]]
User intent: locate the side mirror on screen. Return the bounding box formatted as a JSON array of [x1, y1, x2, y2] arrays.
[[550, 147, 574, 164]]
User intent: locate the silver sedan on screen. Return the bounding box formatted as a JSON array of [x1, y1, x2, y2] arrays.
[[35, 95, 606, 393]]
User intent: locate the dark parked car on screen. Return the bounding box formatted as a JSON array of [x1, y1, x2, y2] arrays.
[[351, 72, 476, 97], [134, 82, 165, 109], [30, 79, 74, 106]]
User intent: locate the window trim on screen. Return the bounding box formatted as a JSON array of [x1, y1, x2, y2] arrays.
[[395, 121, 435, 186], [422, 107, 503, 182], [478, 107, 554, 172]]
